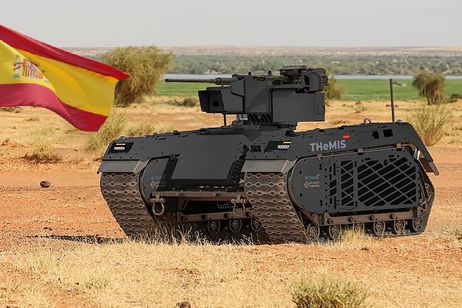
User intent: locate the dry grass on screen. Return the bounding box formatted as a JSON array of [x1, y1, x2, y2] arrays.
[[125, 122, 155, 137], [87, 109, 127, 153], [354, 101, 367, 113], [291, 276, 369, 308], [22, 140, 62, 163], [0, 276, 49, 307], [3, 241, 294, 307], [0, 101, 461, 307], [407, 102, 454, 146], [2, 212, 461, 308], [0, 106, 22, 113]]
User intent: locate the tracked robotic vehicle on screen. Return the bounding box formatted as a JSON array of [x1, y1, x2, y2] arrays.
[[98, 66, 438, 243]]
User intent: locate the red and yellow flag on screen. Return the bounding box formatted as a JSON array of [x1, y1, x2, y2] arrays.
[[0, 25, 128, 131]]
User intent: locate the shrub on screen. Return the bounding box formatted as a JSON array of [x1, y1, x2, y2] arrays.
[[412, 72, 445, 105], [354, 101, 366, 113], [23, 140, 61, 163], [125, 123, 155, 137], [291, 277, 369, 308], [168, 96, 200, 107], [103, 46, 172, 107], [180, 96, 200, 107], [448, 93, 462, 103], [325, 77, 344, 101], [407, 103, 453, 146], [87, 109, 127, 153]]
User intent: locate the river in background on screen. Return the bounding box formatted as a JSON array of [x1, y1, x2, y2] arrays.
[[164, 74, 462, 80]]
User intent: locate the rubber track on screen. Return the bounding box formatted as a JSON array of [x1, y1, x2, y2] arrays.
[[244, 172, 307, 243], [100, 172, 157, 237]]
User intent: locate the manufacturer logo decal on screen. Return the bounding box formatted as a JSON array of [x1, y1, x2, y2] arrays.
[[309, 140, 346, 152], [304, 175, 321, 189]]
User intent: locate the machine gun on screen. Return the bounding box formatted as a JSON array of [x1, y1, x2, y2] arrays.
[[166, 66, 328, 126]]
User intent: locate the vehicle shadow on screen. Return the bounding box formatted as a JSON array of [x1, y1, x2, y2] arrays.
[[30, 234, 126, 244]]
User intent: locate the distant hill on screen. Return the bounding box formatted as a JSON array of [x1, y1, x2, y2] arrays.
[[65, 46, 462, 57], [64, 46, 462, 75]]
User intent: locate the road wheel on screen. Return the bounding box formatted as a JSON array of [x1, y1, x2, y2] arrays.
[[306, 223, 320, 243], [328, 225, 342, 241], [207, 220, 221, 235], [392, 220, 406, 235], [372, 221, 386, 237]]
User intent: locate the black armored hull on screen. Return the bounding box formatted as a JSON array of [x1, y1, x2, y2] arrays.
[[99, 121, 437, 243]]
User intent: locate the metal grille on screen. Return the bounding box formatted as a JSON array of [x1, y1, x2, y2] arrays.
[[340, 161, 355, 209], [357, 157, 417, 207], [327, 152, 418, 211]]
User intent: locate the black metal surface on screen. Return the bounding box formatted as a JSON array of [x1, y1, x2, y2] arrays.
[[289, 147, 420, 214], [98, 66, 437, 243]]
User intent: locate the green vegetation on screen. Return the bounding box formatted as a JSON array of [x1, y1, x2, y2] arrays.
[[104, 47, 172, 106], [170, 54, 462, 75], [156, 79, 462, 101], [412, 72, 446, 105], [325, 77, 344, 101], [291, 277, 369, 308], [407, 103, 453, 146]]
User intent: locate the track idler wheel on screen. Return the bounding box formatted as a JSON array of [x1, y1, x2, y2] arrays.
[[392, 220, 406, 235], [410, 216, 424, 233], [352, 223, 365, 233], [372, 221, 386, 237], [249, 218, 263, 232], [207, 220, 221, 235], [328, 225, 342, 241], [228, 219, 243, 234], [306, 223, 320, 243]]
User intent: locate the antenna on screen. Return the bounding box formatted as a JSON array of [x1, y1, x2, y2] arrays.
[[389, 79, 395, 122]]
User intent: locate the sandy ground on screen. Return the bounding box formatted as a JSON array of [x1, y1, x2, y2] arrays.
[[0, 102, 461, 307]]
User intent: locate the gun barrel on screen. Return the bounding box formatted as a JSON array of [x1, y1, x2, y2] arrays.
[[165, 77, 236, 85]]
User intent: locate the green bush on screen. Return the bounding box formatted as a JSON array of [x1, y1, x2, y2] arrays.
[[291, 277, 369, 308], [407, 103, 453, 146], [325, 77, 345, 101], [87, 109, 127, 153], [412, 72, 445, 105], [104, 46, 173, 106]]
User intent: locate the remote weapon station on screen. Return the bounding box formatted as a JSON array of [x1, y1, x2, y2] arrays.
[[99, 66, 437, 243]]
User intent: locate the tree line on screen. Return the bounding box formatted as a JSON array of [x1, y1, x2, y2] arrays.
[[170, 55, 462, 75], [102, 47, 460, 106]]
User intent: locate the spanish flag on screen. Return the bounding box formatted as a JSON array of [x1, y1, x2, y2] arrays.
[[0, 25, 128, 131]]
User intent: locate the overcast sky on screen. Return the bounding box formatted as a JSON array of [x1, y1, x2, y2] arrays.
[[1, 0, 460, 47]]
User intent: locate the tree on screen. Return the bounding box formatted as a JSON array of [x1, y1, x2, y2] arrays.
[[412, 72, 445, 105], [104, 46, 173, 106]]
